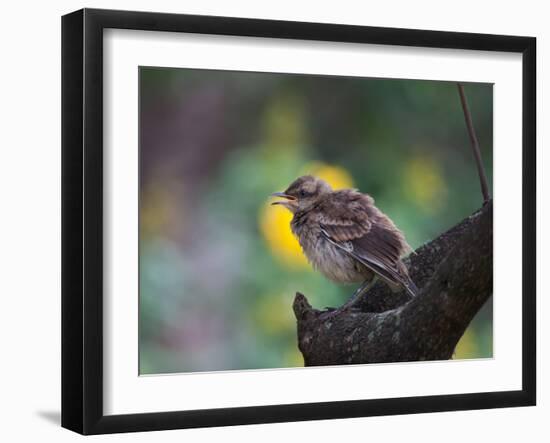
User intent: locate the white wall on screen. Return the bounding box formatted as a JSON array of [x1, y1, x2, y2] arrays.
[[0, 1, 546, 441]]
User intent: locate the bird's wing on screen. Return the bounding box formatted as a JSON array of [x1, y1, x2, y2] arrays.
[[319, 200, 417, 296]]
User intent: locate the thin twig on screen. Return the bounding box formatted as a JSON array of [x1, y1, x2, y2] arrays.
[[457, 83, 491, 204]]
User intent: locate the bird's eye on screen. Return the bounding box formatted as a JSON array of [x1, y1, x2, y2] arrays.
[[299, 190, 307, 198]]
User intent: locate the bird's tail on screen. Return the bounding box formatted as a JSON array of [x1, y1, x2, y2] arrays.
[[396, 260, 419, 297], [403, 277, 419, 298]]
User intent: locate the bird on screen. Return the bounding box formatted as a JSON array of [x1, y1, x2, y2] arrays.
[[270, 175, 418, 310]]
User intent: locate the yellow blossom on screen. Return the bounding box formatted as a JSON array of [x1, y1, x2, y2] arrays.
[[284, 347, 304, 367], [454, 328, 478, 359], [253, 293, 295, 335], [141, 180, 182, 238], [402, 155, 447, 214], [300, 161, 354, 190]]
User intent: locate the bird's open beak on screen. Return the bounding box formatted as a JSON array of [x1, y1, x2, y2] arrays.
[[270, 192, 297, 206]]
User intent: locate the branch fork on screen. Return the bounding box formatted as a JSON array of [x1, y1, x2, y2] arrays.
[[293, 202, 493, 366]]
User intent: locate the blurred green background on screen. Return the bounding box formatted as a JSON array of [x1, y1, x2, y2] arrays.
[[139, 67, 493, 374]]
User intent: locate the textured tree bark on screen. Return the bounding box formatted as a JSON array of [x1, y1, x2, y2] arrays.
[[293, 201, 493, 366]]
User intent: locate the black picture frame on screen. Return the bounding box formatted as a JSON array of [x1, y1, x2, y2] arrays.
[[62, 8, 536, 435]]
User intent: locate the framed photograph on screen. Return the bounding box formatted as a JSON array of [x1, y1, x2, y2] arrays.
[[62, 8, 536, 435]]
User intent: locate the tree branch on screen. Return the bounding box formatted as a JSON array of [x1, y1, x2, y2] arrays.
[[457, 83, 491, 204], [293, 201, 492, 366]]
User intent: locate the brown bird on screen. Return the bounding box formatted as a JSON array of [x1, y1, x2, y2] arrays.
[[271, 175, 418, 309]]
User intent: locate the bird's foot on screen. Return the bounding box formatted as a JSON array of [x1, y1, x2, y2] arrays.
[[319, 305, 361, 320], [319, 308, 343, 320], [320, 279, 378, 319], [340, 277, 378, 310]]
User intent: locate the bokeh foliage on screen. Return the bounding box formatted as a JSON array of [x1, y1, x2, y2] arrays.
[[139, 67, 493, 374]]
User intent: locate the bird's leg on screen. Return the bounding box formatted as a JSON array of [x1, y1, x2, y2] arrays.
[[322, 277, 378, 316], [341, 276, 378, 310]]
